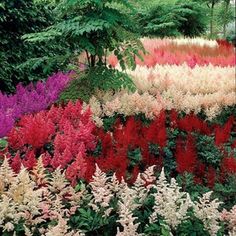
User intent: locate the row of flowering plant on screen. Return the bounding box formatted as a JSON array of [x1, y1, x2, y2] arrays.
[[88, 112, 236, 189], [0, 72, 72, 138], [127, 63, 235, 119], [0, 158, 235, 236], [87, 89, 235, 125], [109, 38, 235, 68]]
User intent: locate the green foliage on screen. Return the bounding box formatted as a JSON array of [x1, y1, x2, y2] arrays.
[[213, 175, 236, 209], [59, 67, 136, 103], [135, 0, 208, 37], [0, 138, 7, 150], [176, 211, 210, 236], [0, 0, 68, 92], [128, 148, 143, 168], [195, 134, 222, 167], [176, 173, 210, 201], [23, 0, 144, 70]]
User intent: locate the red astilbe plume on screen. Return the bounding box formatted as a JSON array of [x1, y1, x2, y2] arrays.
[[178, 113, 211, 135], [8, 111, 55, 149], [143, 111, 167, 147], [89, 114, 167, 184], [21, 113, 55, 149], [175, 134, 197, 174], [65, 152, 88, 186], [22, 149, 37, 170], [194, 162, 206, 185], [221, 157, 236, 176], [10, 151, 22, 173], [206, 166, 216, 188], [215, 116, 234, 146], [113, 116, 143, 151], [8, 128, 25, 150]]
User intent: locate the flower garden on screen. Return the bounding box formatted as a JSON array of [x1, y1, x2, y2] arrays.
[[0, 37, 235, 236]]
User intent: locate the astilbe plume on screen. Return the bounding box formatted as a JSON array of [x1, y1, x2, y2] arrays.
[[221, 157, 236, 178], [193, 191, 222, 236], [221, 205, 236, 236], [1, 160, 234, 235], [109, 38, 235, 67], [215, 116, 234, 146], [6, 101, 96, 184], [175, 134, 197, 174], [89, 164, 114, 216], [116, 182, 142, 236], [87, 90, 166, 126]]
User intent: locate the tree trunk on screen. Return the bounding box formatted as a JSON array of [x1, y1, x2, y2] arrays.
[[210, 1, 215, 38], [223, 0, 230, 37]]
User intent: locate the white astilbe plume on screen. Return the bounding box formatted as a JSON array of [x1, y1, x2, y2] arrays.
[[48, 167, 82, 204], [116, 183, 142, 236], [149, 168, 192, 229], [133, 166, 156, 206], [89, 164, 113, 216], [193, 191, 222, 236], [0, 157, 15, 192], [141, 166, 156, 188], [30, 156, 48, 186], [0, 165, 42, 231], [0, 158, 84, 234], [108, 173, 121, 194]]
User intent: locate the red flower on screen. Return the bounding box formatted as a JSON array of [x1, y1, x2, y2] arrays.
[[221, 157, 236, 174], [206, 166, 216, 188], [175, 134, 197, 174], [11, 151, 22, 173], [22, 149, 37, 170], [215, 116, 234, 146]]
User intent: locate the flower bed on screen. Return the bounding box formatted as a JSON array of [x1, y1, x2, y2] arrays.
[[0, 37, 235, 236], [0, 72, 71, 138]]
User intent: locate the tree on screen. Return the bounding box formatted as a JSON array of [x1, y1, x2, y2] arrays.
[[217, 0, 234, 37], [136, 0, 207, 38], [23, 0, 143, 70], [201, 0, 222, 37]]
